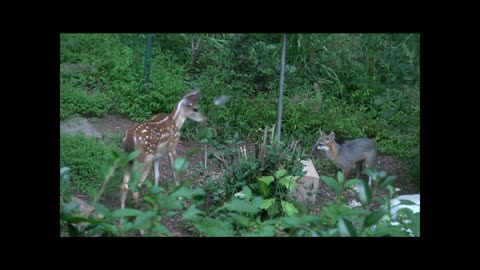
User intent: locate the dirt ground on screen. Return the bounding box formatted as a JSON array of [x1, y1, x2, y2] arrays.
[[77, 114, 418, 236]]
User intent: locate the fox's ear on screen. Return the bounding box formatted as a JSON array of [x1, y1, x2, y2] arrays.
[[329, 132, 335, 140]]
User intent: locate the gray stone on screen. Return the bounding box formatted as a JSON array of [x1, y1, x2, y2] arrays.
[[390, 194, 420, 217], [60, 117, 102, 139], [290, 160, 320, 206]]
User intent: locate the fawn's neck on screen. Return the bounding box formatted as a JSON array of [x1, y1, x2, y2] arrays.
[[164, 101, 185, 131]]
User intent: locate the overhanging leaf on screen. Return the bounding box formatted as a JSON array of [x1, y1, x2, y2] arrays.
[[112, 208, 143, 218], [345, 179, 364, 189], [320, 176, 341, 195], [338, 217, 357, 237], [358, 181, 372, 205], [183, 205, 203, 222], [337, 171, 344, 183], [363, 209, 387, 228], [127, 150, 141, 161], [378, 175, 396, 189], [134, 210, 156, 227], [173, 157, 189, 173], [399, 199, 419, 206]]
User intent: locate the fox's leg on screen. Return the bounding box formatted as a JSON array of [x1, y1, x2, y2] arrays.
[[342, 168, 351, 181], [355, 161, 363, 178]]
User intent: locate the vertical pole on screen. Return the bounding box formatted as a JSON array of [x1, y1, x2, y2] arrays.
[[144, 33, 153, 89], [276, 33, 287, 142]]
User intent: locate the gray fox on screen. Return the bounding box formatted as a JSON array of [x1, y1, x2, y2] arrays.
[[312, 131, 377, 186]]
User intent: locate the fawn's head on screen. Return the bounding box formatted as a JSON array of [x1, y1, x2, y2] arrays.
[[178, 89, 207, 123], [312, 131, 336, 152]]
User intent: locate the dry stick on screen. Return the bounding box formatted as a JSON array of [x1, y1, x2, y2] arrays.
[[260, 125, 268, 166], [204, 145, 207, 168], [93, 166, 116, 204]]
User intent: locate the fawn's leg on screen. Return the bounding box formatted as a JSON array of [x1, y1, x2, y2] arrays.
[[120, 167, 131, 209], [169, 139, 180, 185], [132, 158, 153, 205], [153, 158, 160, 186]]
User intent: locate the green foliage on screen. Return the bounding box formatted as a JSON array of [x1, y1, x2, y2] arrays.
[[61, 148, 419, 237], [60, 134, 111, 194], [60, 33, 420, 188]]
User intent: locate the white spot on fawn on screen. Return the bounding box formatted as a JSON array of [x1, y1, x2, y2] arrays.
[[142, 129, 147, 133]]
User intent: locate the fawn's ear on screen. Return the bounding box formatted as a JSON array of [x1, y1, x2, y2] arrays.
[[182, 89, 201, 106]]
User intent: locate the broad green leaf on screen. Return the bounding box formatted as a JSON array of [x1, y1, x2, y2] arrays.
[[127, 150, 141, 161], [358, 181, 372, 205], [227, 197, 263, 214], [134, 210, 156, 227], [345, 179, 364, 189], [243, 225, 276, 237], [149, 185, 165, 195], [242, 186, 253, 200], [378, 175, 396, 189], [62, 216, 102, 225], [228, 213, 250, 226], [337, 171, 344, 183], [183, 205, 203, 222], [338, 218, 357, 237], [260, 198, 275, 210], [171, 186, 193, 199], [165, 195, 183, 210], [320, 176, 341, 195], [193, 217, 235, 236], [257, 225, 276, 236], [399, 199, 419, 206], [365, 168, 376, 178], [279, 175, 297, 190], [164, 211, 178, 217], [173, 157, 190, 173], [385, 225, 409, 237], [258, 175, 275, 186], [387, 185, 395, 197], [275, 169, 287, 180], [281, 201, 299, 217], [258, 181, 270, 197], [153, 223, 172, 236], [363, 209, 387, 228], [191, 188, 206, 202], [112, 208, 143, 218], [142, 196, 156, 206], [281, 215, 323, 227]]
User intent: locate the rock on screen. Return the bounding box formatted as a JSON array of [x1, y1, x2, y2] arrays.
[[64, 196, 95, 218], [290, 160, 320, 206], [60, 117, 102, 139], [390, 194, 420, 217]]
